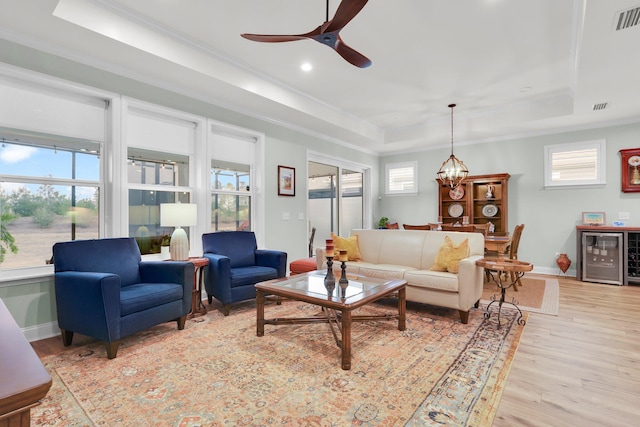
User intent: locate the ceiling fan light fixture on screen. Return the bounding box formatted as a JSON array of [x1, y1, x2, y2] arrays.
[[240, 0, 372, 68], [436, 103, 469, 189]]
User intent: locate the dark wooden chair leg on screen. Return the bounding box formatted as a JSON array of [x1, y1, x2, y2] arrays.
[[222, 304, 231, 316], [61, 329, 74, 346], [106, 341, 120, 359], [177, 315, 187, 330], [459, 310, 469, 324]]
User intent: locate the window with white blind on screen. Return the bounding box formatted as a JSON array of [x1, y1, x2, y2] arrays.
[[544, 140, 606, 188], [385, 161, 418, 195]]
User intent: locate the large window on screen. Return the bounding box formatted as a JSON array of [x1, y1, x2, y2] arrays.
[[127, 148, 190, 254], [210, 161, 251, 231], [544, 140, 606, 188], [0, 137, 100, 269]]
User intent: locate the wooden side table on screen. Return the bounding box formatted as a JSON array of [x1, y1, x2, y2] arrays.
[[186, 257, 209, 318], [476, 258, 533, 329]]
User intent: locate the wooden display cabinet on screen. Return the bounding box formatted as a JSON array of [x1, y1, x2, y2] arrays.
[[437, 173, 510, 234]]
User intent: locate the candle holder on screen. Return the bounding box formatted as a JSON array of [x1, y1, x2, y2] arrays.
[[324, 256, 336, 295], [339, 260, 349, 298]]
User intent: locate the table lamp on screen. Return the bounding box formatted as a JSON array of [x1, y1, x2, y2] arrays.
[[160, 203, 198, 260]]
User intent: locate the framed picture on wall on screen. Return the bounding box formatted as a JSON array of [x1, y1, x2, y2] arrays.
[[619, 148, 640, 193], [582, 211, 605, 226], [278, 165, 295, 196]]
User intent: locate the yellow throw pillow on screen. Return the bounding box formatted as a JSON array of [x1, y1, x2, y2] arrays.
[[430, 236, 470, 273], [331, 232, 362, 261]]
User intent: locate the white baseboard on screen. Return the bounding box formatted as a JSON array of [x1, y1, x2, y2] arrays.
[[22, 321, 60, 343], [532, 266, 574, 277]]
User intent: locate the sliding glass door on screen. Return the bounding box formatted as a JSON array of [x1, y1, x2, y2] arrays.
[[308, 160, 365, 253]]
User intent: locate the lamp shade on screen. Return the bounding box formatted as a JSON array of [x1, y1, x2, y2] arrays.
[[160, 203, 197, 227], [160, 203, 197, 260]]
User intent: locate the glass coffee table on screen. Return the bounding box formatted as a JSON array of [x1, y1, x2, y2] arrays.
[[255, 271, 406, 370]]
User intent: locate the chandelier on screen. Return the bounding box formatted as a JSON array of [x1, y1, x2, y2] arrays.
[[436, 103, 469, 189]]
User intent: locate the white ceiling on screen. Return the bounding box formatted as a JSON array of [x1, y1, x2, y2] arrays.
[[1, 0, 640, 155]]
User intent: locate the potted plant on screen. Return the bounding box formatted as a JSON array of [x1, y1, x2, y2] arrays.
[[377, 217, 389, 229]]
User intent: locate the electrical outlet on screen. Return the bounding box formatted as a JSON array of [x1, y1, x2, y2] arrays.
[[555, 252, 560, 258], [619, 212, 630, 220]]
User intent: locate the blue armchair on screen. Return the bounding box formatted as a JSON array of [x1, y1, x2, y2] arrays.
[[53, 238, 193, 359], [202, 231, 287, 315]]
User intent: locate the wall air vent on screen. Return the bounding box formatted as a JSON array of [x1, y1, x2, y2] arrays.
[[593, 102, 608, 111], [615, 6, 640, 30]]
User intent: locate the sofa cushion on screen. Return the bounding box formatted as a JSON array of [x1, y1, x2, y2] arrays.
[[353, 263, 416, 281], [230, 266, 278, 287], [404, 270, 460, 292], [331, 232, 362, 261], [120, 283, 184, 316], [430, 236, 469, 273], [351, 229, 427, 269]]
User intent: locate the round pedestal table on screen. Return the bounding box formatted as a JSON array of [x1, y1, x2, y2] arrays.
[[476, 258, 533, 329]]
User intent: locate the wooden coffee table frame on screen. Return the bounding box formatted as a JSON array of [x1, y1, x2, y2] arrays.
[[255, 273, 406, 370]]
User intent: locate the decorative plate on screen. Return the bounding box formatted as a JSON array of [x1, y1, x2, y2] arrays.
[[448, 203, 464, 218], [482, 203, 498, 217], [449, 185, 465, 200]]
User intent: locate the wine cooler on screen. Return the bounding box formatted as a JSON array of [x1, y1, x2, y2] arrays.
[[581, 232, 624, 285]]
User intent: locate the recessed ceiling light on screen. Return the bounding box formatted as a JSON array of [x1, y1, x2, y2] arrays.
[[301, 62, 313, 72]]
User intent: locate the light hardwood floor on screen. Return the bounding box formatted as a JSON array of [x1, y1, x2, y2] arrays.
[[493, 274, 640, 427], [31, 274, 640, 426]]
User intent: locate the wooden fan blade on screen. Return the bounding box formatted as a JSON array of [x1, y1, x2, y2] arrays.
[[241, 34, 307, 43], [335, 38, 372, 68], [325, 0, 369, 33], [241, 25, 323, 43]]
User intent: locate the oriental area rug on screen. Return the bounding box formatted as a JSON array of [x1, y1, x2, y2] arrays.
[[33, 299, 526, 426]]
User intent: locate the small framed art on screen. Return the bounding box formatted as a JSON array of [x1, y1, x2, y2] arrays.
[[582, 211, 605, 226], [278, 165, 295, 196], [619, 148, 640, 193]]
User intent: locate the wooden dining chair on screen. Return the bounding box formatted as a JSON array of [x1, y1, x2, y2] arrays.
[[473, 223, 490, 236], [508, 224, 525, 290], [402, 224, 431, 230], [440, 224, 476, 232]]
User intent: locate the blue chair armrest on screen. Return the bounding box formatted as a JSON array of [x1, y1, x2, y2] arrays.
[[256, 249, 287, 277], [140, 261, 194, 304], [54, 271, 121, 341], [202, 253, 232, 302]]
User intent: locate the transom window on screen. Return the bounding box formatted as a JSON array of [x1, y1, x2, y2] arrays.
[[544, 140, 606, 188], [385, 161, 418, 195]]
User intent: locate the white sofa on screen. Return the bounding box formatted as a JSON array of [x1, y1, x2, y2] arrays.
[[317, 229, 485, 323]]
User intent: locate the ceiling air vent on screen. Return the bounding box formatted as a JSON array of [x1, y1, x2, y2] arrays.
[[615, 6, 640, 30], [593, 102, 608, 111]]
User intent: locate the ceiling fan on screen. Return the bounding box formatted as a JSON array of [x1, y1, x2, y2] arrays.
[[241, 0, 372, 68]]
